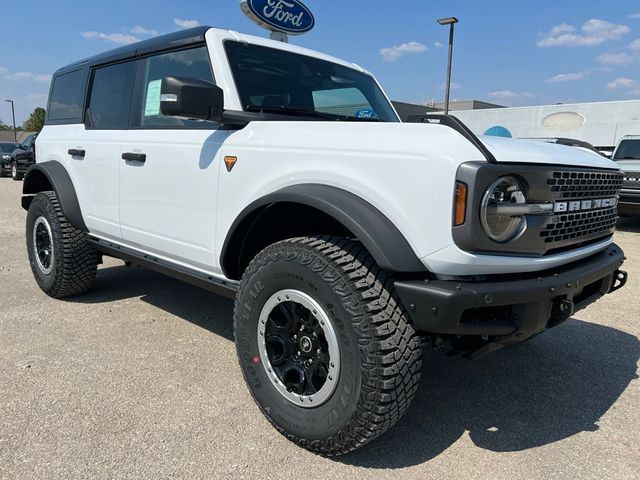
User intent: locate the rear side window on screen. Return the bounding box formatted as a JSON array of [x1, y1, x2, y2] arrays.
[[88, 61, 136, 129], [48, 70, 84, 122], [135, 46, 216, 129]]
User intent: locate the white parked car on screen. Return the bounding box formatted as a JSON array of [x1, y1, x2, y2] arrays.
[[613, 135, 640, 216], [22, 26, 627, 455]]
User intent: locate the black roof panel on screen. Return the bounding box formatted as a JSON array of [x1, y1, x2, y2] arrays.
[[57, 26, 211, 73]]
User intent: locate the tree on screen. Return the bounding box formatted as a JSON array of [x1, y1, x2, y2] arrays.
[[0, 119, 11, 131], [23, 107, 46, 132]]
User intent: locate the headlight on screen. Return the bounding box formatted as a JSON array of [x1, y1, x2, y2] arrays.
[[1, 155, 10, 160], [480, 176, 527, 242]]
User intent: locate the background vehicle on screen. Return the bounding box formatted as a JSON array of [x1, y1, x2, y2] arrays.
[[11, 134, 37, 181], [613, 135, 640, 216], [0, 142, 19, 177], [21, 27, 627, 456]]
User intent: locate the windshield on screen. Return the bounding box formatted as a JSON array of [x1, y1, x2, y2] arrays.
[[224, 41, 399, 122], [0, 143, 17, 153], [614, 139, 640, 160]]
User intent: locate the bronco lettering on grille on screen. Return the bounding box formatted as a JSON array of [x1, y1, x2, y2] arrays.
[[553, 197, 618, 213]]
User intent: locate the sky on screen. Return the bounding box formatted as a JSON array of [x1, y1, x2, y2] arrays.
[[0, 0, 639, 124]]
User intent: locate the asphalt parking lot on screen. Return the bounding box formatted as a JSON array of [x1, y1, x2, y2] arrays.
[[1, 178, 639, 480]]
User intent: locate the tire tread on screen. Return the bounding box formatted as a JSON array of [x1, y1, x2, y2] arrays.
[[235, 235, 422, 456], [27, 191, 98, 298]]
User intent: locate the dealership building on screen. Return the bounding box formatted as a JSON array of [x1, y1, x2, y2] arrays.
[[394, 99, 640, 154]]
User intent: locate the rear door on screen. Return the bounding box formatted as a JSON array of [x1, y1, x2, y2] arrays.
[[118, 46, 229, 271], [67, 61, 136, 240]]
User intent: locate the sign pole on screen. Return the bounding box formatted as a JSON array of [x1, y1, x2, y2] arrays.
[[270, 31, 289, 43]]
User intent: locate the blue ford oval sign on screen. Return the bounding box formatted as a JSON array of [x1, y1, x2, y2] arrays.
[[240, 0, 315, 35]]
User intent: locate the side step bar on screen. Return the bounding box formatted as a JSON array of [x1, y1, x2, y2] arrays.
[[87, 237, 239, 299]]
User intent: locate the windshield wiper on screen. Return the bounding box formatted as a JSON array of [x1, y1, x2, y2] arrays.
[[245, 105, 337, 120], [616, 156, 640, 160], [245, 105, 382, 122]]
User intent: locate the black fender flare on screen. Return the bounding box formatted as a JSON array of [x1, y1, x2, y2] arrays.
[[22, 161, 87, 231], [220, 184, 427, 277]]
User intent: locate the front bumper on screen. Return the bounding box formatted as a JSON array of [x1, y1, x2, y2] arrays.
[[396, 244, 626, 345], [15, 161, 32, 174], [619, 189, 640, 216]]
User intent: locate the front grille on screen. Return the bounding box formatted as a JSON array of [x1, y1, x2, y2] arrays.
[[622, 171, 640, 190], [538, 169, 623, 248], [453, 164, 623, 256], [540, 206, 618, 244], [546, 171, 623, 198]]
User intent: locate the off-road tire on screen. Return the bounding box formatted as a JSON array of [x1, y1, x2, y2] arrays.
[[26, 191, 98, 298], [234, 236, 423, 456]]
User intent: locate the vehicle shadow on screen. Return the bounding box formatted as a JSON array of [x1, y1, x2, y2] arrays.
[[617, 217, 640, 233], [70, 263, 235, 341], [340, 320, 640, 468], [72, 264, 639, 469]]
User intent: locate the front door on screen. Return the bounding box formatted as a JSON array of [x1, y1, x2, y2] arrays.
[[118, 46, 229, 272]]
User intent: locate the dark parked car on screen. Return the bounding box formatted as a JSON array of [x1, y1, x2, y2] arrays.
[[0, 142, 20, 177], [10, 134, 37, 180]]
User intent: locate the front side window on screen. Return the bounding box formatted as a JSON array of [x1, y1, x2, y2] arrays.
[[88, 61, 136, 129], [137, 46, 216, 128], [48, 70, 83, 122], [614, 140, 640, 160], [225, 41, 398, 122]]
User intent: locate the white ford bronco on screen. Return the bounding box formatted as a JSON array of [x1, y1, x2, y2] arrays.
[[23, 27, 628, 455]]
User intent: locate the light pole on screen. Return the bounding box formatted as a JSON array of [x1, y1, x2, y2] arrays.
[[437, 17, 458, 115], [4, 100, 17, 142]]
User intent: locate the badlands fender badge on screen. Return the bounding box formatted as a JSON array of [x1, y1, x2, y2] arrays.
[[554, 197, 618, 214], [224, 156, 238, 172]]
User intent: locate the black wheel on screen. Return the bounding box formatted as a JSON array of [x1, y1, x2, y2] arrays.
[[234, 236, 423, 456], [11, 162, 23, 181], [26, 191, 99, 298]]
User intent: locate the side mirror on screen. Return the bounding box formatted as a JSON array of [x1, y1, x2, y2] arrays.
[[160, 76, 224, 122]]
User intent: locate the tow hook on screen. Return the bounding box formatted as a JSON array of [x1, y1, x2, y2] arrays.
[[550, 298, 574, 323], [609, 270, 628, 293]]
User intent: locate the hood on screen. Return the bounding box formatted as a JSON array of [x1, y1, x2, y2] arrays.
[[616, 159, 640, 172], [480, 136, 618, 170]]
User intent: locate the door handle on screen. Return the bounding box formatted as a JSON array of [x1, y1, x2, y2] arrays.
[[122, 152, 146, 163], [68, 149, 85, 157]]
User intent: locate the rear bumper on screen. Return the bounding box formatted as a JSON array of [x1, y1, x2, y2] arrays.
[[395, 244, 626, 343]]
